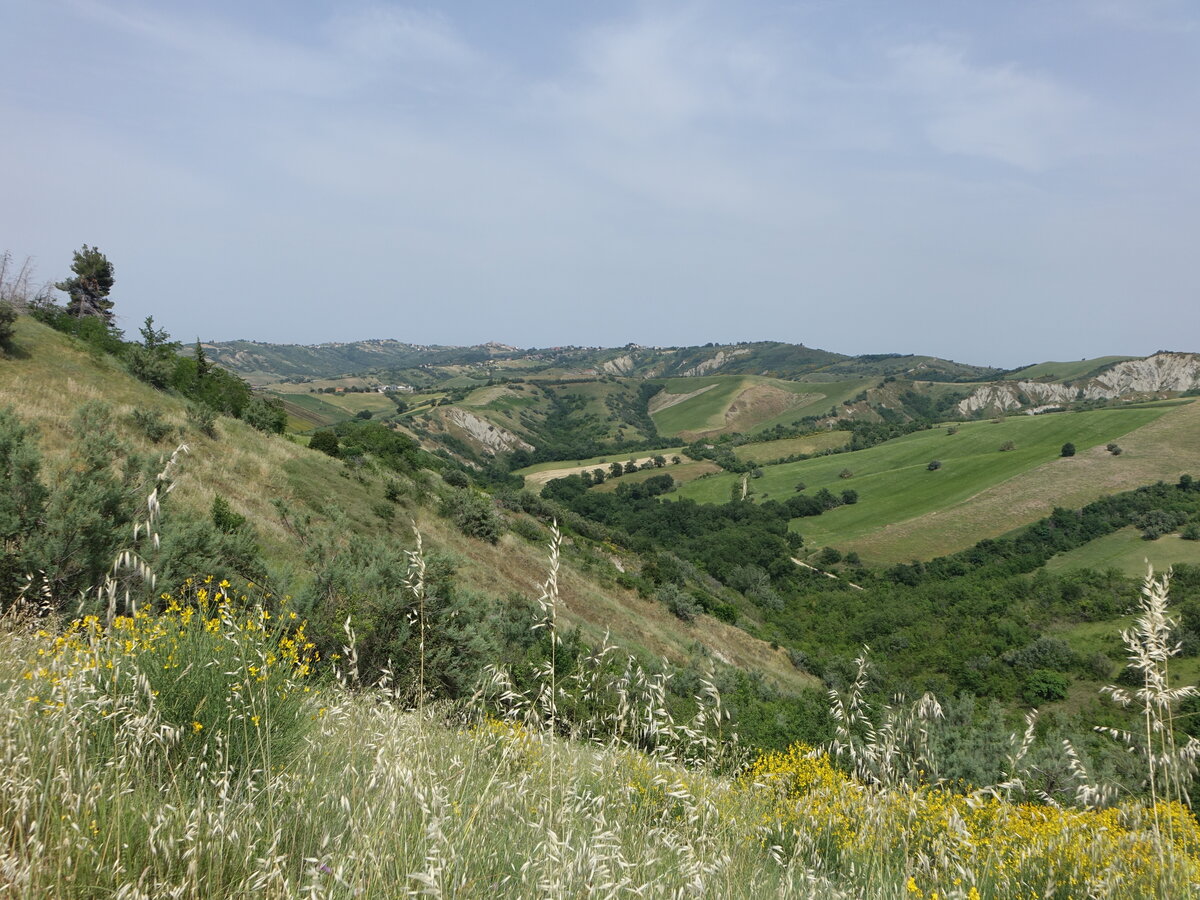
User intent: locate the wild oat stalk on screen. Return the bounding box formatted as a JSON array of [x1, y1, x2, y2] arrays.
[[101, 441, 189, 623], [530, 520, 563, 896], [404, 524, 429, 710], [1097, 566, 1200, 849], [828, 646, 943, 789]]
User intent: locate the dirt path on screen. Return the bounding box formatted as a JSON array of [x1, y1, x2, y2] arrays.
[[793, 558, 864, 590]]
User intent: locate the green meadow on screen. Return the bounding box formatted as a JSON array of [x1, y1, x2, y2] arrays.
[[733, 431, 850, 463], [1043, 526, 1200, 577], [649, 375, 873, 438], [1002, 356, 1133, 382], [672, 407, 1168, 550]]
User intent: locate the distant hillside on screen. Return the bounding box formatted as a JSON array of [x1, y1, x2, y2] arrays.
[[205, 338, 999, 385], [958, 352, 1200, 416]]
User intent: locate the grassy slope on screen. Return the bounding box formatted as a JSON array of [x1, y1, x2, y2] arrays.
[[672, 405, 1190, 561], [1043, 526, 1200, 577], [0, 317, 808, 691], [733, 432, 850, 463], [650, 375, 872, 439], [1002, 356, 1134, 382]]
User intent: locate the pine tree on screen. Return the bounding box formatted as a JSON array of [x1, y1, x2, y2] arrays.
[[55, 245, 115, 323]]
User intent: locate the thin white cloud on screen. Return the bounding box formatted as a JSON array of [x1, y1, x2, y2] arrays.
[[888, 42, 1094, 170], [539, 10, 783, 144], [326, 7, 478, 68], [1082, 0, 1199, 33]]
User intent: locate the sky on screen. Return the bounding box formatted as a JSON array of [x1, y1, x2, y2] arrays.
[[2, 0, 1198, 367]]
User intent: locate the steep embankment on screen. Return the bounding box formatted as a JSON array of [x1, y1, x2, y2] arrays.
[[958, 352, 1200, 415]]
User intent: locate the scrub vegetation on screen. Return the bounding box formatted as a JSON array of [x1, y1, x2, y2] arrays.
[[6, 257, 1200, 896]]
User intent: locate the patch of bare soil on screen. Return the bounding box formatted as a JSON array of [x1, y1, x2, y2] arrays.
[[686, 385, 820, 438]]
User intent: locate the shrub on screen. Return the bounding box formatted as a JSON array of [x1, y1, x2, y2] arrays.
[[999, 441, 1016, 452], [1004, 636, 1078, 672], [927, 459, 942, 471], [510, 516, 545, 544], [1182, 524, 1200, 542], [817, 547, 842, 566], [1022, 669, 1070, 702], [946, 426, 958, 435], [814, 488, 841, 510], [187, 402, 217, 438], [131, 408, 175, 443], [840, 489, 858, 505], [443, 469, 470, 488], [383, 479, 405, 503], [1061, 442, 1076, 458], [211, 495, 247, 533], [440, 488, 502, 543], [0, 300, 17, 350], [1136, 509, 1188, 540], [309, 430, 339, 457], [656, 583, 702, 623], [32, 583, 318, 783], [241, 395, 287, 433], [838, 468, 853, 479]]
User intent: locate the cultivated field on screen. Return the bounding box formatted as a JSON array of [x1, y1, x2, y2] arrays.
[[671, 404, 1195, 561], [733, 431, 850, 463], [649, 375, 873, 440]]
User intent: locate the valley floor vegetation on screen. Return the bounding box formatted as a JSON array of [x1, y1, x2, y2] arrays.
[[3, 543, 1200, 898]]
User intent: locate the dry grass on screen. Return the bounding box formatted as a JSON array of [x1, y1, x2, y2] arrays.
[[4, 556, 1200, 898]]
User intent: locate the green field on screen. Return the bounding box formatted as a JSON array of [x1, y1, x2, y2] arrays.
[[1003, 357, 1133, 382], [273, 393, 352, 431], [672, 407, 1169, 551], [649, 375, 873, 438], [318, 392, 400, 415], [734, 432, 850, 463], [1043, 526, 1200, 577]]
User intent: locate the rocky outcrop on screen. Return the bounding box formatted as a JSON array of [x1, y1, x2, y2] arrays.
[[601, 354, 635, 376], [956, 353, 1200, 416], [444, 408, 533, 454], [958, 380, 1079, 415], [679, 348, 751, 377], [1093, 353, 1200, 394]]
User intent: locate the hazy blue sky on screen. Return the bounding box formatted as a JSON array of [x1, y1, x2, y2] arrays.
[[3, 1, 1198, 366]]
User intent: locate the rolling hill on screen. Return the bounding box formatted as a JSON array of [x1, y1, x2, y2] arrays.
[[0, 316, 810, 695]]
